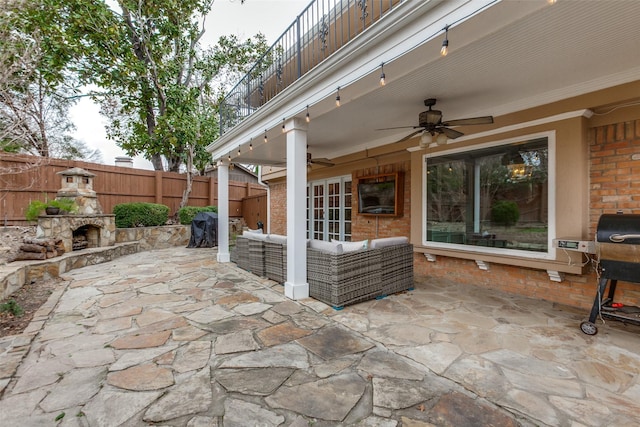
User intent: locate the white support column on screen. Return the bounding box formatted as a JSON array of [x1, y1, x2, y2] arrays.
[[284, 117, 309, 300], [217, 160, 230, 263]]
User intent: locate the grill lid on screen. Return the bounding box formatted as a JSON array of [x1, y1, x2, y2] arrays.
[[596, 214, 640, 245]]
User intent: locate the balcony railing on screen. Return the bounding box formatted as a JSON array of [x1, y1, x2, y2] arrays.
[[219, 0, 404, 134]]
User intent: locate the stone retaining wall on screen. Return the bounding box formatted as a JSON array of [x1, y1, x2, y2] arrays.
[[115, 225, 190, 251]]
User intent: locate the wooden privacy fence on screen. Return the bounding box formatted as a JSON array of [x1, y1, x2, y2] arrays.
[[242, 193, 268, 231], [1, 153, 266, 226]]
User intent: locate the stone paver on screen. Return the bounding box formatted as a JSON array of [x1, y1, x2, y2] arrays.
[[1, 246, 640, 426]]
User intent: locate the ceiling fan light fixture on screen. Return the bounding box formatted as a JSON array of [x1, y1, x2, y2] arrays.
[[420, 131, 433, 148], [436, 133, 448, 145]]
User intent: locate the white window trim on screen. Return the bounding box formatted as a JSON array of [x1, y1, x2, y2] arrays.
[[422, 130, 556, 260]]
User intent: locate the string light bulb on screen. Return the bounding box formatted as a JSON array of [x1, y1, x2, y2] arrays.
[[228, 153, 231, 162], [441, 26, 449, 57], [237, 146, 241, 156], [264, 129, 268, 143], [305, 105, 310, 122], [249, 139, 253, 151], [379, 63, 386, 86], [282, 118, 285, 133], [335, 87, 341, 107]]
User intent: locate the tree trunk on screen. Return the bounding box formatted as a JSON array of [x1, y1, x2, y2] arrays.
[[179, 143, 194, 209]]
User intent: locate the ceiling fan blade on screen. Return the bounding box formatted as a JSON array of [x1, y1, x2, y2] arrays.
[[310, 158, 335, 167], [440, 127, 465, 139], [395, 129, 423, 143], [376, 125, 420, 131], [442, 116, 494, 126]]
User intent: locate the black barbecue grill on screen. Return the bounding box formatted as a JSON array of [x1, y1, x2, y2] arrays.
[[581, 213, 640, 335]]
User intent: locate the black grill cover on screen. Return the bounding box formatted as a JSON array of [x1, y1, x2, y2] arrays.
[[187, 212, 218, 248]]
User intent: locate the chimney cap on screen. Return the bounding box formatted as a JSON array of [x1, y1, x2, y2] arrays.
[[57, 167, 96, 178]]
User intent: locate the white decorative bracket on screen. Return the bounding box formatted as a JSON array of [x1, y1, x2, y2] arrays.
[[475, 260, 490, 271], [424, 253, 436, 262], [547, 270, 564, 282]]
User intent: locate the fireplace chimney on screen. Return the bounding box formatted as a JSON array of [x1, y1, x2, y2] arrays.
[[56, 167, 102, 215]]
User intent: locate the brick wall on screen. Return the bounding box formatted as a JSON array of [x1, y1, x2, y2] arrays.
[[413, 254, 598, 308], [351, 161, 411, 240], [589, 119, 640, 233]]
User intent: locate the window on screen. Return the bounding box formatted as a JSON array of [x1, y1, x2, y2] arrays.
[[424, 133, 553, 257], [307, 176, 352, 241]]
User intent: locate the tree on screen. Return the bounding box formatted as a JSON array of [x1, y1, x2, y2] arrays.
[[0, 0, 101, 161], [69, 0, 268, 173]]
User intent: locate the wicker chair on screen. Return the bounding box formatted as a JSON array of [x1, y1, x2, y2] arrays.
[[307, 241, 383, 308], [371, 239, 414, 296]]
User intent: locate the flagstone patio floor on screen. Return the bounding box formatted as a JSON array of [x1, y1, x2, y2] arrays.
[[1, 247, 639, 426]]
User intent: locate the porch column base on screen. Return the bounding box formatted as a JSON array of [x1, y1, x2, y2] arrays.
[[284, 282, 309, 300], [217, 252, 230, 263]]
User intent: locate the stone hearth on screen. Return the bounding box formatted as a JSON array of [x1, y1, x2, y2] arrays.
[[38, 214, 116, 253]]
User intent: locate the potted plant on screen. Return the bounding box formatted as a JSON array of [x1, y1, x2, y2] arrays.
[[25, 197, 78, 222]]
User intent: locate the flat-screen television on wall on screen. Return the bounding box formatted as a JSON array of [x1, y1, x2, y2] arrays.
[[357, 173, 403, 216]]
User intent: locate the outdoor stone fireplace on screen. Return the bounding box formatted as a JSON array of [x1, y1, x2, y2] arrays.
[[36, 167, 115, 253]]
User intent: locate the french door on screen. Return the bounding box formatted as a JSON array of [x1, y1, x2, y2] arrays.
[[307, 176, 352, 241]]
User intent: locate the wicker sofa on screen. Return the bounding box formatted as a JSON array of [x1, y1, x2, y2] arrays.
[[232, 232, 413, 308]]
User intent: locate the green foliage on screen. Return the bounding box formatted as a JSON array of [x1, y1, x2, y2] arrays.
[[25, 197, 78, 221], [491, 200, 520, 226], [113, 203, 169, 228], [178, 205, 217, 225], [0, 300, 24, 317]]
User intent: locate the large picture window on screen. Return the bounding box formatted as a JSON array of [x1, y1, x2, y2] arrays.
[[424, 134, 552, 256]]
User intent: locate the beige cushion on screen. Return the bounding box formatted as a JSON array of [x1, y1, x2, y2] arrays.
[[310, 239, 343, 255], [370, 236, 409, 249], [266, 234, 287, 244], [243, 230, 268, 241], [331, 239, 368, 252]]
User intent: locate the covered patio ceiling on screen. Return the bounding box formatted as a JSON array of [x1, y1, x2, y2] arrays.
[[211, 0, 640, 167]]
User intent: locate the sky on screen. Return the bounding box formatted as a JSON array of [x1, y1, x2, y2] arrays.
[[70, 0, 309, 170]]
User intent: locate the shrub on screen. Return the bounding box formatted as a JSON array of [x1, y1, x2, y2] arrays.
[[491, 200, 520, 226], [177, 206, 218, 225], [113, 203, 169, 228]]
